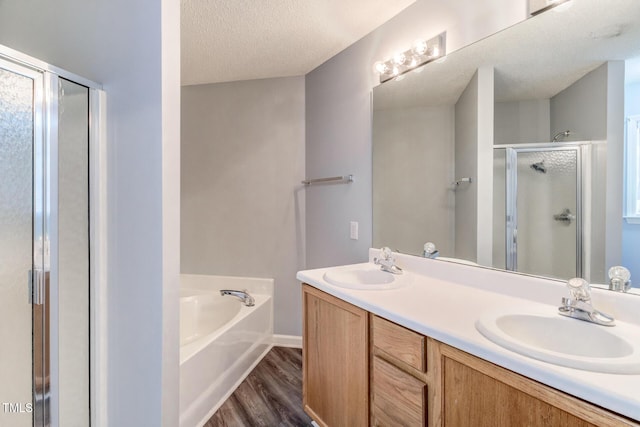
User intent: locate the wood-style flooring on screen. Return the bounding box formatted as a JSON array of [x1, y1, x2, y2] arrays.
[[205, 346, 313, 427]]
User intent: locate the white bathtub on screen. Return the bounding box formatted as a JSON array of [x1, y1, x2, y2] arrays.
[[179, 274, 273, 427]]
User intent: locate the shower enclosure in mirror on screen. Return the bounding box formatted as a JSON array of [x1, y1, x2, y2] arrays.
[[0, 46, 101, 427], [372, 0, 640, 289], [493, 144, 591, 281]]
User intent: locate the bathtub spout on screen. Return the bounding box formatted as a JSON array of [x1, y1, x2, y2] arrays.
[[220, 289, 255, 307]]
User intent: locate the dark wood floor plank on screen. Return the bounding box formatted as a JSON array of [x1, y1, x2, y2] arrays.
[[205, 347, 313, 427]]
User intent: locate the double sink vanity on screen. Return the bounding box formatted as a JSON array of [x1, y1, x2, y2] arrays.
[[297, 250, 640, 426]]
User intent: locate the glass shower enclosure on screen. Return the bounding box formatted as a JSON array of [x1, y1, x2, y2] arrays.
[[493, 144, 589, 281], [0, 47, 97, 427]]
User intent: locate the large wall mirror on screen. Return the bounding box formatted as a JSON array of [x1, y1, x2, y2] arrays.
[[373, 0, 640, 291]]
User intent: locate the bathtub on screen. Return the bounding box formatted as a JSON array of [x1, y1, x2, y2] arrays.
[[179, 274, 273, 427]]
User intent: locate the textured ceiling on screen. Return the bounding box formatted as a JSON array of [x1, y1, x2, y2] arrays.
[[374, 0, 640, 110], [181, 0, 416, 86]]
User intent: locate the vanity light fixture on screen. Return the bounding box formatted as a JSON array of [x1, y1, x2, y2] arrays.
[[374, 32, 446, 83]]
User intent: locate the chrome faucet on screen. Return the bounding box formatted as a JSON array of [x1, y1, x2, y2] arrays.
[[558, 278, 615, 326], [373, 247, 403, 275], [608, 266, 632, 293], [220, 289, 255, 307], [423, 242, 439, 259]]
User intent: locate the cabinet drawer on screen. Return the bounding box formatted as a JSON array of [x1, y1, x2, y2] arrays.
[[372, 315, 426, 372], [372, 356, 426, 427]]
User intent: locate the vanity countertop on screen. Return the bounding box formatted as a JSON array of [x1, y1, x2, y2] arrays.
[[297, 249, 640, 422]]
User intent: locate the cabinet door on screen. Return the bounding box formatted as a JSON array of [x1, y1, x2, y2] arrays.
[[302, 285, 369, 427], [440, 344, 637, 427]]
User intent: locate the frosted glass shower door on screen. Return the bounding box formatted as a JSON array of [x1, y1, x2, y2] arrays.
[[56, 78, 90, 427], [0, 47, 96, 427], [506, 147, 581, 280], [0, 60, 41, 427]]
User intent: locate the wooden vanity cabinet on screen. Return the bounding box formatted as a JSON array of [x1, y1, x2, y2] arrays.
[[302, 285, 369, 427], [302, 285, 639, 427]]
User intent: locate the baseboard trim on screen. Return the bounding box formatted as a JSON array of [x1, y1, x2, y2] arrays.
[[272, 334, 302, 348]]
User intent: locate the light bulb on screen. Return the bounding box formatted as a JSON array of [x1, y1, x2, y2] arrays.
[[374, 61, 388, 74], [408, 55, 419, 68], [412, 39, 428, 56], [432, 45, 440, 57], [393, 52, 406, 65], [391, 66, 400, 76]]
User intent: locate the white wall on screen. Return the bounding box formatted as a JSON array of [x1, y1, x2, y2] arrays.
[[373, 105, 455, 256], [305, 0, 527, 268], [181, 77, 305, 336], [0, 0, 181, 425]]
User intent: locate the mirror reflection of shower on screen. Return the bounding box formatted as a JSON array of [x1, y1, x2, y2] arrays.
[[493, 142, 594, 281], [553, 129, 572, 142]]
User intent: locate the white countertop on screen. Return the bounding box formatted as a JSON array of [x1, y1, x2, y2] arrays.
[[297, 250, 640, 422]]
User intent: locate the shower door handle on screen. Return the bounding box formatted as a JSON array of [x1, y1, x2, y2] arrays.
[[553, 208, 576, 224], [28, 269, 49, 305]]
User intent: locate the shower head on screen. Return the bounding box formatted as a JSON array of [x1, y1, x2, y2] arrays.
[[530, 160, 547, 174], [553, 130, 571, 142]]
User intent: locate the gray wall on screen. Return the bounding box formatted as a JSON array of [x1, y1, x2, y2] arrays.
[[605, 61, 625, 281], [305, 0, 527, 268], [623, 81, 640, 281], [0, 0, 181, 425], [551, 62, 624, 282], [181, 77, 305, 336], [372, 105, 455, 256], [494, 99, 550, 145], [552, 64, 607, 281], [454, 72, 479, 261], [452, 67, 494, 265], [551, 64, 608, 141], [476, 66, 495, 266]]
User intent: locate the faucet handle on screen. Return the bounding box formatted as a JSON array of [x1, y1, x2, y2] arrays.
[[566, 277, 591, 302], [423, 242, 439, 258], [608, 266, 631, 292], [380, 246, 393, 261]]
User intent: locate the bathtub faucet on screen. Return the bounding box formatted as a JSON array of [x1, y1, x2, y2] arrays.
[[220, 289, 255, 307]]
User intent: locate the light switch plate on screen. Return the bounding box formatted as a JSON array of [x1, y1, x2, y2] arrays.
[[350, 221, 359, 240]]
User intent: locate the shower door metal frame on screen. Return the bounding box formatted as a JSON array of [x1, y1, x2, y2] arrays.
[[0, 43, 106, 427], [504, 145, 583, 278]]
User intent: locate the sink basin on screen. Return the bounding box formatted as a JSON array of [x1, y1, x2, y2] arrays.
[[476, 307, 640, 374], [323, 263, 409, 290]]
